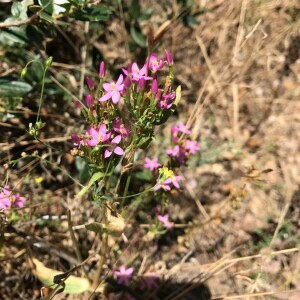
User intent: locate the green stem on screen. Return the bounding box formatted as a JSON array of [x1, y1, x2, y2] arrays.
[[36, 68, 47, 123]]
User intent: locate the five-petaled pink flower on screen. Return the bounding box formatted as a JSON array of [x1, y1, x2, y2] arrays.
[[123, 63, 152, 82], [86, 124, 111, 147], [154, 175, 182, 191], [166, 145, 186, 163], [113, 265, 134, 285], [157, 89, 175, 109], [158, 214, 173, 228], [0, 185, 26, 210], [99, 74, 124, 104], [113, 118, 131, 138], [171, 122, 191, 142], [104, 135, 124, 158], [148, 54, 164, 73], [185, 140, 200, 154], [144, 157, 161, 172]]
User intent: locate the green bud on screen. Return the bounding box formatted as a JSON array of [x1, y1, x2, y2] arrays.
[[20, 67, 27, 79], [45, 56, 53, 68], [29, 128, 37, 136], [35, 121, 46, 130]]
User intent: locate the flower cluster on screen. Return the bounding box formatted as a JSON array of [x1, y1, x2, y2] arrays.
[[71, 50, 178, 170], [166, 121, 200, 164], [0, 185, 26, 210]]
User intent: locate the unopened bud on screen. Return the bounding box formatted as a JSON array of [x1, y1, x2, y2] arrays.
[[86, 76, 94, 90], [45, 56, 53, 68], [85, 94, 93, 107], [99, 61, 105, 78], [20, 67, 27, 79], [138, 78, 146, 90], [165, 50, 173, 65], [124, 76, 131, 88], [151, 78, 158, 94]]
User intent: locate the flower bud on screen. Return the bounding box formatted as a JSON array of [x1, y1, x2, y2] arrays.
[[45, 56, 53, 68], [151, 78, 158, 94], [85, 94, 93, 107], [75, 100, 83, 109], [165, 50, 173, 65], [124, 76, 131, 88], [138, 78, 146, 90], [20, 67, 27, 79], [86, 76, 94, 90], [99, 61, 105, 78]]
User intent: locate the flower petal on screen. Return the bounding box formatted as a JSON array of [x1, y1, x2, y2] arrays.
[[112, 92, 120, 104], [114, 146, 124, 156], [112, 135, 121, 144], [104, 149, 112, 158], [99, 92, 112, 102]]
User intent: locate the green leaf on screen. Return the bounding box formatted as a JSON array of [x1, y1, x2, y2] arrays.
[[38, 0, 54, 15], [129, 0, 141, 19], [135, 135, 153, 149], [11, 0, 33, 20], [76, 171, 104, 198], [85, 222, 104, 233], [32, 258, 92, 294], [70, 6, 111, 22], [75, 157, 90, 182], [0, 78, 32, 97], [53, 0, 69, 15], [0, 22, 29, 45], [130, 26, 147, 48]]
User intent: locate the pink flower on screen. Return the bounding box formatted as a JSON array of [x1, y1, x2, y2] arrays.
[[86, 124, 111, 147], [166, 175, 182, 189], [99, 74, 124, 104], [157, 89, 175, 109], [0, 185, 27, 210], [166, 145, 187, 164], [148, 54, 164, 72], [171, 122, 191, 142], [113, 118, 131, 138], [166, 145, 180, 157], [104, 135, 124, 158], [71, 134, 85, 147], [144, 157, 161, 172], [185, 140, 200, 154], [154, 175, 182, 191], [113, 265, 134, 285], [158, 214, 173, 228], [0, 186, 12, 209], [123, 63, 152, 82], [153, 179, 171, 191], [175, 122, 191, 135]]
